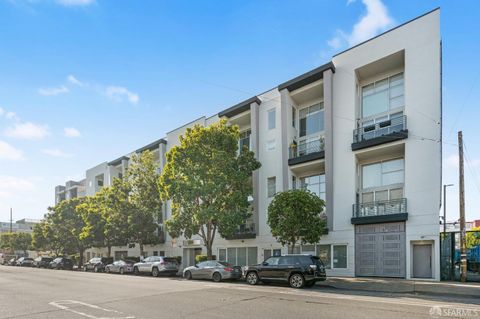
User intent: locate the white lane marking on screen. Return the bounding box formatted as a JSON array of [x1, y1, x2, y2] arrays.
[[49, 300, 135, 319], [201, 283, 480, 309]]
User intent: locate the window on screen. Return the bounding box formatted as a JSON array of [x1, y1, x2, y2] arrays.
[[317, 245, 331, 269], [220, 247, 257, 266], [362, 73, 404, 119], [268, 109, 276, 130], [153, 251, 158, 256], [292, 176, 297, 190], [333, 245, 347, 268], [300, 174, 325, 200], [267, 177, 276, 197], [292, 106, 296, 128], [239, 130, 251, 152], [219, 248, 226, 261], [362, 159, 404, 189], [159, 251, 165, 257], [266, 139, 276, 151], [264, 256, 280, 265], [299, 103, 324, 137]]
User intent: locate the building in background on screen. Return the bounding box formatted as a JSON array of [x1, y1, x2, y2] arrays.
[[0, 218, 41, 234], [56, 9, 442, 280], [55, 179, 86, 204]]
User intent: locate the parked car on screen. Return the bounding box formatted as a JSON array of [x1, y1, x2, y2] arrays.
[[49, 257, 74, 270], [33, 257, 53, 268], [83, 257, 112, 273], [183, 261, 242, 282], [105, 260, 135, 274], [16, 257, 34, 267], [0, 253, 4, 265], [7, 257, 17, 266], [244, 254, 326, 288], [133, 256, 179, 277]]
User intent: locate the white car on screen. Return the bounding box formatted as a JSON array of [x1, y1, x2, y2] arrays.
[[133, 256, 179, 277]]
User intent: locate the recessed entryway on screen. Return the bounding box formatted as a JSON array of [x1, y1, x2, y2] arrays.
[[412, 243, 433, 278]]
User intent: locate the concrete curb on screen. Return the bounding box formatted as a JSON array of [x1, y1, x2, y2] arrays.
[[316, 278, 480, 297]]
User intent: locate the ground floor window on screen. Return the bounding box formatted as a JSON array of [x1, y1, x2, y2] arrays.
[[218, 247, 257, 266], [317, 245, 331, 269], [333, 245, 347, 269], [264, 248, 282, 260]]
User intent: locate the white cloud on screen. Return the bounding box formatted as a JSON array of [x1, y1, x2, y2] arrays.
[[64, 127, 81, 138], [0, 176, 35, 199], [0, 141, 25, 161], [4, 122, 50, 140], [5, 112, 18, 120], [0, 108, 4, 116], [67, 75, 84, 86], [55, 0, 95, 6], [42, 149, 73, 158], [105, 86, 139, 105], [38, 85, 69, 96], [327, 0, 394, 49]]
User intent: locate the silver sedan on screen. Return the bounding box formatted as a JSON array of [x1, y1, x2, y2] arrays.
[[183, 261, 242, 282]]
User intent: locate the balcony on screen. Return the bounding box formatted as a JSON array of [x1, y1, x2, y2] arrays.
[[352, 115, 408, 151], [351, 198, 408, 225], [225, 221, 256, 240], [288, 135, 325, 166]]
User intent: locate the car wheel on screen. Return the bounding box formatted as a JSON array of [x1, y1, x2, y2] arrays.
[[184, 270, 192, 280], [152, 267, 159, 277], [246, 272, 259, 285], [94, 266, 98, 273], [120, 268, 124, 275], [134, 267, 139, 275], [289, 273, 305, 289], [212, 272, 222, 283], [105, 267, 110, 274], [84, 266, 87, 272]]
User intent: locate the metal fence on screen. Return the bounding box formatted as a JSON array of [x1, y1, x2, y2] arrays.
[[353, 115, 407, 143], [352, 198, 407, 218], [440, 230, 480, 282]]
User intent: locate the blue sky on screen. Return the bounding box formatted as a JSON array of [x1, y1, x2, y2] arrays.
[[0, 0, 479, 224]]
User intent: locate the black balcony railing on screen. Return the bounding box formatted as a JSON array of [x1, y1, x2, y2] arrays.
[[352, 198, 407, 218], [353, 115, 407, 143], [226, 221, 256, 240], [289, 136, 325, 159]]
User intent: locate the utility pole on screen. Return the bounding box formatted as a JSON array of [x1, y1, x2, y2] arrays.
[[9, 208, 13, 233], [458, 131, 467, 282]]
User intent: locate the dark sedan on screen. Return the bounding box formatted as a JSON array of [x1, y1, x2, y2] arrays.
[[105, 260, 135, 274], [33, 257, 53, 268], [49, 257, 74, 270], [83, 257, 113, 273]]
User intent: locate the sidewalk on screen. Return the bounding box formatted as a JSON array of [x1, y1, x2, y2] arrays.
[[316, 277, 480, 297]]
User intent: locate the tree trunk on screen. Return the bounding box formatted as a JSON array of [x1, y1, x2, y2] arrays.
[[139, 243, 144, 258], [107, 245, 112, 258], [289, 242, 296, 254], [79, 247, 84, 267], [206, 240, 213, 260]]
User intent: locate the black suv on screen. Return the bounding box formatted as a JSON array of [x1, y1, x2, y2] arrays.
[[49, 257, 74, 270], [244, 254, 326, 288], [83, 257, 113, 272], [33, 257, 53, 268]]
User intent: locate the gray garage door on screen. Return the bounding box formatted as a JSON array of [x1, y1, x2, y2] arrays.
[[355, 222, 406, 278]]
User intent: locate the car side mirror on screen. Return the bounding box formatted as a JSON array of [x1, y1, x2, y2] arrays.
[[262, 262, 268, 266]]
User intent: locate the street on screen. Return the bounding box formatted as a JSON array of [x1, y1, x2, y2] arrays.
[[1, 266, 479, 319]]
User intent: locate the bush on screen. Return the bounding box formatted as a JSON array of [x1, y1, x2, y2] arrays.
[[195, 254, 216, 263]]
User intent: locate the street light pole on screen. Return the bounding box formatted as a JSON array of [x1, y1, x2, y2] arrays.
[[443, 184, 454, 234]]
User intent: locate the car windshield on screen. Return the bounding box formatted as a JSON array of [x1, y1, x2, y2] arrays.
[[25, 258, 33, 261], [53, 258, 61, 262], [264, 257, 280, 265]]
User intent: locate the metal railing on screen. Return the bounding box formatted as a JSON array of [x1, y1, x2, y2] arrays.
[[289, 136, 325, 159], [353, 115, 407, 143], [352, 198, 407, 218], [234, 221, 256, 235]]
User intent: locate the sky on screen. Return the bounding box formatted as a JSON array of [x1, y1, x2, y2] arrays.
[[0, 0, 479, 223]]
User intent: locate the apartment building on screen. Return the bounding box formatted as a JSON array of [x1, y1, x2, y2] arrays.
[[55, 179, 86, 204], [0, 218, 41, 234], [56, 9, 442, 280]]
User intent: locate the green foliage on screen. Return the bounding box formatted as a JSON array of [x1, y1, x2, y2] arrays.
[[195, 254, 208, 263], [0, 232, 32, 254], [127, 150, 163, 256], [160, 120, 261, 259], [466, 227, 480, 249], [268, 189, 327, 253]]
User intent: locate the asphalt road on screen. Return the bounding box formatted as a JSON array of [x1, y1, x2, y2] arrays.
[[1, 266, 479, 319]]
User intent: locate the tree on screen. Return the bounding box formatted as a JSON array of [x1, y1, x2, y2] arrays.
[[0, 232, 32, 255], [268, 189, 327, 254], [160, 120, 261, 260], [0, 232, 16, 253], [127, 150, 163, 257], [466, 226, 480, 249]]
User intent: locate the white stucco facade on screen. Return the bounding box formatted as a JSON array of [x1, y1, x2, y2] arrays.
[[57, 9, 442, 280]]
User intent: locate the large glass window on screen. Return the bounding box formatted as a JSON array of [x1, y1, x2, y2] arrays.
[[299, 103, 324, 137], [239, 130, 251, 152], [362, 73, 404, 119], [221, 247, 257, 266], [333, 245, 347, 269], [300, 174, 325, 200], [268, 109, 276, 130], [362, 158, 404, 189]]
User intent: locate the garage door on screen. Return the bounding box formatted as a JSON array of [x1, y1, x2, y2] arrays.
[[355, 222, 406, 278]]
